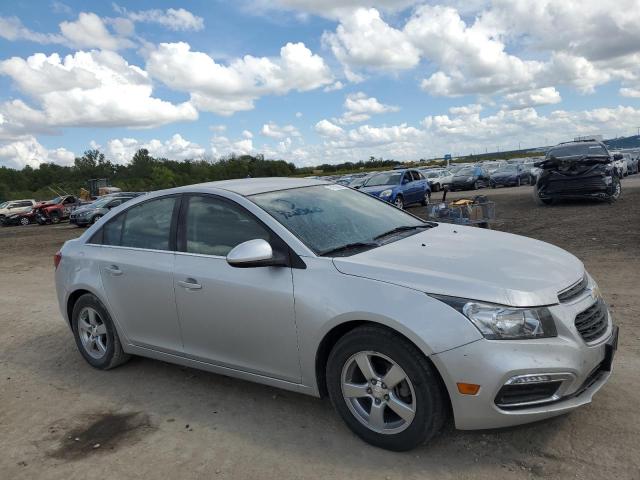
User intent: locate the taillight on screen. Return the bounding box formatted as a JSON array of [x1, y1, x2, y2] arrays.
[[54, 251, 62, 269]]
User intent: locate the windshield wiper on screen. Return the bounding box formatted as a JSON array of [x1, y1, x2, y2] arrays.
[[373, 223, 435, 241], [319, 242, 380, 257]]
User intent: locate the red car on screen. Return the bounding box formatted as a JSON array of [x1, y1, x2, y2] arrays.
[[34, 195, 83, 224]]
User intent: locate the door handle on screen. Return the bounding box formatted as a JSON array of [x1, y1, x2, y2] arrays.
[[178, 278, 202, 290], [104, 265, 122, 276]]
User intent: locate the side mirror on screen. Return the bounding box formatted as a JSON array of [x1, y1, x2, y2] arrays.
[[227, 239, 280, 268], [613, 153, 623, 160]]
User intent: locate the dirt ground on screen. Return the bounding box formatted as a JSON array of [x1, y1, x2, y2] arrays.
[[1, 177, 639, 480]]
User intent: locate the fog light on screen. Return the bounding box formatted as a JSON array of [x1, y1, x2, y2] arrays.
[[508, 375, 552, 385], [457, 383, 481, 395]]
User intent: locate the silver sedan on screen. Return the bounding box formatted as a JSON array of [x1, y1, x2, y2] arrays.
[[55, 178, 617, 451]]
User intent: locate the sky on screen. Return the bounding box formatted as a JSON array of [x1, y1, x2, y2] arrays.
[[1, 0, 640, 169]]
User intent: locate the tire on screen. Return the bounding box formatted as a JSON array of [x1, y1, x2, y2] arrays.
[[516, 177, 521, 187], [326, 325, 448, 451], [19, 216, 30, 226], [608, 176, 621, 204], [394, 196, 404, 210], [50, 212, 60, 224], [490, 182, 496, 189], [533, 187, 554, 206], [71, 293, 130, 370], [473, 181, 479, 190], [432, 183, 440, 193], [92, 214, 103, 224], [421, 191, 430, 206]]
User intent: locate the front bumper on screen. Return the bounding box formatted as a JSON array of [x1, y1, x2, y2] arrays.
[[451, 180, 476, 190], [431, 292, 616, 430]]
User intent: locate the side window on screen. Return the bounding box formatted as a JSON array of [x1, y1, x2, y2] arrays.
[[184, 196, 270, 257], [412, 171, 423, 181], [403, 172, 413, 183], [63, 197, 75, 204], [120, 197, 177, 250], [103, 215, 124, 246]]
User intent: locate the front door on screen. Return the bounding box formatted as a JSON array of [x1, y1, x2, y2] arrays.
[[173, 194, 300, 382]]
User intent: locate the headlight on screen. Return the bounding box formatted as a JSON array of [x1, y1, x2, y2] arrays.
[[433, 295, 557, 340], [380, 189, 393, 197]]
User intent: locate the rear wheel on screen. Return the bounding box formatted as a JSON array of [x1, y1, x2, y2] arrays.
[[421, 191, 430, 206], [394, 196, 404, 209], [326, 326, 448, 451], [19, 216, 30, 226], [71, 293, 130, 370]]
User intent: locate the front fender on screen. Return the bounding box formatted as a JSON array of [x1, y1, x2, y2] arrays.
[[293, 257, 483, 394]]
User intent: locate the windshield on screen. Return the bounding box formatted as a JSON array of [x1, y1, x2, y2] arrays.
[[425, 171, 442, 178], [0, 202, 8, 209], [49, 196, 62, 204], [88, 197, 114, 208], [495, 165, 517, 172], [251, 185, 425, 255], [364, 171, 402, 186], [457, 167, 475, 175], [548, 144, 608, 158], [349, 177, 368, 187]]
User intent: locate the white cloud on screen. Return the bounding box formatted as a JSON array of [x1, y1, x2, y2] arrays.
[[322, 8, 420, 77], [0, 16, 65, 44], [59, 12, 135, 50], [323, 80, 345, 92], [112, 5, 204, 31], [0, 50, 197, 136], [211, 135, 254, 157], [242, 130, 254, 139], [0, 136, 74, 169], [338, 91, 399, 124], [503, 88, 562, 109], [295, 111, 303, 118], [261, 122, 300, 138], [106, 134, 205, 163], [315, 119, 344, 138], [146, 41, 333, 115]]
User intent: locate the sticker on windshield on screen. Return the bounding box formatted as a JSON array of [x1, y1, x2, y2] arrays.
[[325, 184, 347, 190]]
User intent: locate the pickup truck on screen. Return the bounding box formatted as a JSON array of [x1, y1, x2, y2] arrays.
[[34, 195, 83, 224]]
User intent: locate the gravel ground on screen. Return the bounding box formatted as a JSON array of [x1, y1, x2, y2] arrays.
[[1, 177, 639, 480]]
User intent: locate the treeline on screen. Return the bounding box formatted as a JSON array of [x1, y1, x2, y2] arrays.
[[0, 149, 297, 201], [0, 150, 412, 201]]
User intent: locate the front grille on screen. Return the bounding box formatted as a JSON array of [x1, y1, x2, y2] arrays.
[[558, 276, 588, 303], [544, 176, 607, 194], [495, 381, 563, 408], [575, 300, 608, 343]]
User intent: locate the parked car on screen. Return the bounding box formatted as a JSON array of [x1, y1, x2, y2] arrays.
[[0, 199, 36, 223], [55, 178, 617, 451], [534, 140, 621, 205], [70, 195, 136, 227], [489, 164, 532, 188], [360, 169, 430, 209], [438, 169, 455, 189], [622, 153, 638, 175], [449, 166, 490, 191], [420, 169, 448, 192], [34, 195, 83, 224], [481, 160, 507, 175], [348, 175, 373, 190], [1, 208, 37, 226]]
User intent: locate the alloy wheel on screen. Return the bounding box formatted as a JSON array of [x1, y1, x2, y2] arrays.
[[19, 217, 29, 226], [394, 197, 404, 209], [341, 351, 416, 434], [77, 307, 108, 359]]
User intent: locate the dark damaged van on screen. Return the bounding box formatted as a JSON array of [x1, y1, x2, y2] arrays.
[[533, 140, 622, 205]]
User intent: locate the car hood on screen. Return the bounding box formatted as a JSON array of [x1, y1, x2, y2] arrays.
[[332, 223, 584, 307]]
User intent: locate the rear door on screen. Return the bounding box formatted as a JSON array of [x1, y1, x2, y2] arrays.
[[173, 194, 300, 382], [96, 195, 183, 354]]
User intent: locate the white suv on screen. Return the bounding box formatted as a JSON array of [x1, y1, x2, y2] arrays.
[[0, 199, 36, 220]]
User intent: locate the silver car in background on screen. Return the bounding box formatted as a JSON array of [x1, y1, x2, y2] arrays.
[[55, 178, 617, 451]]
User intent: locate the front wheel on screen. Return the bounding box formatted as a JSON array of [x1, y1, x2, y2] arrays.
[[533, 187, 554, 205], [608, 176, 621, 203], [50, 212, 60, 224], [473, 181, 479, 190], [326, 326, 448, 451], [92, 214, 103, 224], [393, 196, 404, 209], [19, 216, 30, 226], [421, 191, 430, 206]]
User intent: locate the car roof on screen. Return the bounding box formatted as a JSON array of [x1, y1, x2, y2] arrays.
[[180, 177, 331, 196]]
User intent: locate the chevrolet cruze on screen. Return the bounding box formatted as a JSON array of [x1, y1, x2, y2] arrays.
[[55, 178, 617, 451]]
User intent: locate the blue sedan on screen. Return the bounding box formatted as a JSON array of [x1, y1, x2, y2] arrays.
[[360, 169, 431, 209]]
